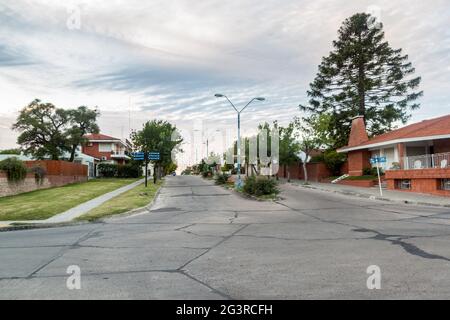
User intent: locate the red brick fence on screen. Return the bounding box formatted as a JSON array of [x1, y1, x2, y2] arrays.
[[0, 160, 87, 197]]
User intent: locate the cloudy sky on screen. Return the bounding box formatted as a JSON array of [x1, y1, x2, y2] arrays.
[[1, 0, 449, 165]]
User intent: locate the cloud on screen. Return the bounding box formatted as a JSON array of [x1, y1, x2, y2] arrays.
[[0, 0, 449, 164]]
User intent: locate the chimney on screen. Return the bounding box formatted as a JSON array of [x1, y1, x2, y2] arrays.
[[347, 115, 369, 147]]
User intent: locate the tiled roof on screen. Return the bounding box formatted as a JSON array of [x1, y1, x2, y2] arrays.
[[339, 114, 450, 151], [84, 133, 121, 141]]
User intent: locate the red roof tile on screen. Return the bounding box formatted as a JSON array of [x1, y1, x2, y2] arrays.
[[339, 114, 450, 151], [84, 133, 120, 141]]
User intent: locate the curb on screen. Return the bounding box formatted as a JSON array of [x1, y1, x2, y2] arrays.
[[0, 180, 165, 231], [102, 181, 164, 221], [0, 221, 95, 233], [296, 183, 450, 208]]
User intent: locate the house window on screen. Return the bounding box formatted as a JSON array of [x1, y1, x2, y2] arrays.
[[396, 179, 411, 190], [439, 179, 450, 191], [99, 143, 112, 152]]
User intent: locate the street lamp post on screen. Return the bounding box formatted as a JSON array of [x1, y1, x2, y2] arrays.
[[214, 94, 265, 188]]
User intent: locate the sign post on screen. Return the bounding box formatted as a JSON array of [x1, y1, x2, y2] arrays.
[[131, 151, 160, 187], [148, 152, 160, 184], [370, 156, 386, 196], [131, 152, 148, 187]]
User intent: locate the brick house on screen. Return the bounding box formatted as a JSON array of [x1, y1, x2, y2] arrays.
[[82, 134, 132, 166], [337, 114, 450, 196]]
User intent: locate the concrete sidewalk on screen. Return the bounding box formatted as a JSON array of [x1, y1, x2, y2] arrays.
[[281, 179, 450, 207], [2, 178, 145, 226]]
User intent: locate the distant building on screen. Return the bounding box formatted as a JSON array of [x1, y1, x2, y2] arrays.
[[338, 114, 450, 196], [82, 134, 132, 165]]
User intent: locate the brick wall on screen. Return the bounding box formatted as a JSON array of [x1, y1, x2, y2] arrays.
[[347, 150, 371, 176], [385, 168, 450, 196], [82, 143, 112, 160], [0, 160, 88, 197], [280, 162, 332, 182]]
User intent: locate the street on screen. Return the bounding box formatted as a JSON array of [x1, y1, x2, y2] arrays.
[[1, 175, 450, 299]]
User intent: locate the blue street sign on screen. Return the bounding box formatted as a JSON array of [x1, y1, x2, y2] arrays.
[[131, 152, 145, 160], [148, 152, 160, 161], [370, 156, 387, 164]]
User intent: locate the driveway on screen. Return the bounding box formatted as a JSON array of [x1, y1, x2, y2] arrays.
[[1, 175, 450, 299]]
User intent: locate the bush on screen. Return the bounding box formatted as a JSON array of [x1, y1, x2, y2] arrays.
[[29, 166, 47, 184], [243, 175, 279, 196], [363, 166, 384, 176], [97, 163, 118, 177], [323, 150, 346, 175], [117, 163, 141, 178], [181, 168, 192, 175], [0, 157, 28, 183], [215, 173, 230, 185], [201, 169, 211, 178]]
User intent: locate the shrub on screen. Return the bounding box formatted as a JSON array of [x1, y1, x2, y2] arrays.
[[243, 175, 279, 196], [30, 166, 47, 185], [117, 163, 141, 178], [323, 150, 346, 175], [0, 157, 28, 183], [363, 166, 384, 176], [215, 173, 230, 185], [97, 163, 118, 177], [201, 169, 211, 178]]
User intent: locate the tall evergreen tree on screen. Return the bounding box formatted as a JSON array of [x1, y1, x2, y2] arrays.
[[300, 13, 422, 148]]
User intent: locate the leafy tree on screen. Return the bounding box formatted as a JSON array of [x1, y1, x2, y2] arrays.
[[300, 13, 422, 148], [131, 120, 183, 183], [13, 99, 71, 160], [296, 118, 321, 183], [164, 161, 178, 175], [278, 121, 300, 182], [323, 150, 346, 176], [67, 106, 100, 162]]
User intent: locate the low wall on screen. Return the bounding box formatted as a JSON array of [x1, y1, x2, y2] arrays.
[[280, 163, 332, 182], [337, 180, 376, 188], [385, 168, 450, 196], [0, 160, 88, 197]]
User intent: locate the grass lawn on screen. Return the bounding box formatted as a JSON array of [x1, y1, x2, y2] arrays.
[[0, 178, 140, 221], [76, 180, 162, 222]]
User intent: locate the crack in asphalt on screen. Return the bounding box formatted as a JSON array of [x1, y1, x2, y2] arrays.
[[353, 228, 450, 262], [25, 228, 101, 279], [276, 199, 450, 263], [178, 224, 249, 271]]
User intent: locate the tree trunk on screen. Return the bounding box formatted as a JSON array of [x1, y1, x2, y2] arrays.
[[303, 162, 308, 183], [69, 144, 77, 162], [287, 169, 290, 182]]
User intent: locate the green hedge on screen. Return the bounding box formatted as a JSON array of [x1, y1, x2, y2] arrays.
[[98, 162, 142, 178], [0, 158, 28, 183], [214, 173, 230, 185], [243, 175, 279, 196]]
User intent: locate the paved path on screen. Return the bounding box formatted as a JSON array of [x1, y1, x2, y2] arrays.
[[1, 176, 450, 299], [285, 179, 450, 207], [4, 178, 145, 225]]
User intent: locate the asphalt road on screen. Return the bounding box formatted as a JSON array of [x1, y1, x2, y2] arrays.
[[1, 175, 450, 299]]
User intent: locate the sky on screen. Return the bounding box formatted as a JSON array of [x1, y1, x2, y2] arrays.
[[1, 0, 449, 167]]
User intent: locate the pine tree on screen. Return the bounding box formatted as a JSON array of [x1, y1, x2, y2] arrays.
[[300, 13, 422, 148]]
